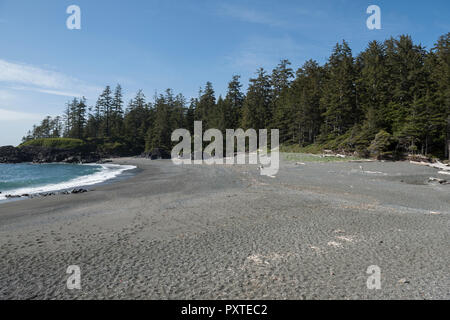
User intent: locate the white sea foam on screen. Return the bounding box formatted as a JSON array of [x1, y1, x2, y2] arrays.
[[0, 163, 136, 201]]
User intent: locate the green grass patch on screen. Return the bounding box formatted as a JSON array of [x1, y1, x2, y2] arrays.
[[20, 138, 86, 150]]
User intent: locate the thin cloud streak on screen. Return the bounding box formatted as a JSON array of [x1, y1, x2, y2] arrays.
[[8, 86, 85, 98], [0, 59, 101, 98]]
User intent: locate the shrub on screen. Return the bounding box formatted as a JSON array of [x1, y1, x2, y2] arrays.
[[368, 130, 392, 159]]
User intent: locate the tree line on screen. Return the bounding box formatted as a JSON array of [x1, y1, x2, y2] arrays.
[[23, 33, 449, 159]]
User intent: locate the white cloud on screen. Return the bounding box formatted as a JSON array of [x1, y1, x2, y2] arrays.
[[0, 59, 100, 98], [0, 59, 101, 146], [0, 108, 43, 121]]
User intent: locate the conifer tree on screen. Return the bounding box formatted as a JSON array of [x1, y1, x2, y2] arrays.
[[241, 68, 272, 130], [225, 75, 244, 129], [111, 84, 124, 138], [320, 40, 357, 138], [97, 86, 114, 138], [124, 90, 149, 153], [195, 82, 216, 129]]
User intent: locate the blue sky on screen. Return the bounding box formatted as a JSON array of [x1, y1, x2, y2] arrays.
[[0, 0, 449, 146]]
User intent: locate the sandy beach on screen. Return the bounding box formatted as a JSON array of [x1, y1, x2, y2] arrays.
[[0, 156, 449, 299]]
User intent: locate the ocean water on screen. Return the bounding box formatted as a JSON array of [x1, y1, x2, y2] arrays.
[[0, 163, 136, 201]]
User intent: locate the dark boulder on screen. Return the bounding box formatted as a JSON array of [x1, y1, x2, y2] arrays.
[[71, 188, 88, 194], [5, 194, 21, 199]]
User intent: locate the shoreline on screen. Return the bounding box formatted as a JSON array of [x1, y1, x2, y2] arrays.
[[0, 161, 139, 204]]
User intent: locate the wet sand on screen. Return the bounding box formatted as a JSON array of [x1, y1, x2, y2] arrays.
[[0, 156, 449, 299]]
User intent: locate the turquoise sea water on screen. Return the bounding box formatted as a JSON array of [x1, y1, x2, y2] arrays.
[[0, 163, 136, 200]]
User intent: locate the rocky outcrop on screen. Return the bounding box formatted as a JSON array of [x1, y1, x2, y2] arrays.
[[4, 188, 90, 199], [0, 146, 27, 163], [0, 145, 101, 164]]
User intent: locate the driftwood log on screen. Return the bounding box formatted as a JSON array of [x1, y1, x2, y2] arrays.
[[410, 161, 450, 172]]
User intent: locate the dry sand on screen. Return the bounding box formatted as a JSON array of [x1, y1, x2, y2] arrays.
[[0, 156, 449, 299]]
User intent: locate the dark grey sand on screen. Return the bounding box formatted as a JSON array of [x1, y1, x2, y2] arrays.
[[0, 156, 449, 299]]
